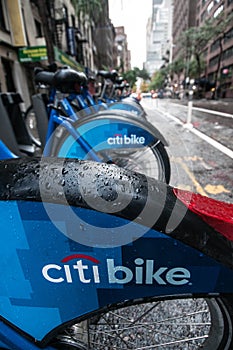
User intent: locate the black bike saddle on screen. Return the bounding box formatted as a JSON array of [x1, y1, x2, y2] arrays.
[[53, 67, 87, 93], [34, 67, 87, 93], [34, 69, 55, 86], [97, 70, 118, 82]]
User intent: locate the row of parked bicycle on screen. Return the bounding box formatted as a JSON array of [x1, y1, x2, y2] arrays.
[[0, 65, 233, 350], [0, 65, 171, 183]]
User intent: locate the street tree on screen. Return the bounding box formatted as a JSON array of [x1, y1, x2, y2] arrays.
[[123, 69, 137, 88], [137, 68, 150, 81], [170, 58, 186, 82], [181, 23, 212, 79], [181, 11, 233, 97], [123, 67, 150, 88], [149, 67, 169, 91], [209, 12, 233, 98]]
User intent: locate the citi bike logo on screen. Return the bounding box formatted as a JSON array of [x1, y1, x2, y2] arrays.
[[107, 134, 145, 145], [42, 254, 191, 286]]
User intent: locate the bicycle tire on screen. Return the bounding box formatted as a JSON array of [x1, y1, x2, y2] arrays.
[[24, 106, 42, 148], [98, 141, 170, 183], [50, 112, 171, 183], [51, 296, 233, 350]]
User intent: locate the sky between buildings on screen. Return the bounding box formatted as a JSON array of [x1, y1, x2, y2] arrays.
[[108, 0, 152, 69]]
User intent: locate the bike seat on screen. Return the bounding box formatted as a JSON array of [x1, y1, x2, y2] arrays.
[[34, 70, 55, 86], [115, 84, 125, 91], [115, 76, 124, 84], [34, 68, 87, 93], [53, 68, 87, 93], [97, 70, 118, 82], [174, 188, 233, 241]]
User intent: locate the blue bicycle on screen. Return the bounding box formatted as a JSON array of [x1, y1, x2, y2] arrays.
[[79, 70, 147, 119], [24, 67, 171, 183], [0, 157, 232, 349], [25, 67, 146, 148]]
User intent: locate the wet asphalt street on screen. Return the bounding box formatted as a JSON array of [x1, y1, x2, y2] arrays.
[[142, 98, 233, 204]]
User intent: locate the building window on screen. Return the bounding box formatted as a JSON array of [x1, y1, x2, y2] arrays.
[[71, 14, 75, 28], [223, 45, 233, 60], [35, 19, 43, 38], [210, 38, 221, 52], [201, 10, 207, 21], [62, 5, 68, 24], [0, 0, 8, 31], [213, 4, 224, 17], [224, 28, 233, 43], [207, 1, 214, 13], [1, 58, 16, 92]]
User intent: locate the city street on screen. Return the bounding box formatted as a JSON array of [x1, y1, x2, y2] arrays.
[[142, 98, 233, 204]]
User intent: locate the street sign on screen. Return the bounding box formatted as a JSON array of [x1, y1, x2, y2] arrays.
[[18, 45, 84, 72], [18, 46, 47, 62]]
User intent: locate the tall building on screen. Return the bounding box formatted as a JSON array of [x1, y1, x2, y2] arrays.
[[196, 0, 233, 98], [113, 26, 131, 72], [145, 0, 173, 76], [172, 0, 197, 61], [92, 0, 116, 70], [172, 0, 233, 98]]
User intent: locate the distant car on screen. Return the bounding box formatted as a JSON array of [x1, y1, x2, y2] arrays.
[[141, 92, 151, 98], [157, 90, 164, 98]]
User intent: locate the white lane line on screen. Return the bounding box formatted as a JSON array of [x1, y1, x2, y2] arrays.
[[154, 106, 233, 159], [184, 123, 233, 159]]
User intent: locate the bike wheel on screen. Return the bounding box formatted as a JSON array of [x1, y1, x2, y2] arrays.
[[52, 297, 233, 350], [50, 116, 171, 183], [99, 141, 170, 183], [24, 106, 41, 147]]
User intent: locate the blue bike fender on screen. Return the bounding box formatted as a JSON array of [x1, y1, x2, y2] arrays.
[[77, 109, 169, 146], [0, 158, 232, 344]]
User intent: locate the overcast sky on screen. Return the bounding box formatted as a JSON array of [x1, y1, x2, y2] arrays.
[[108, 0, 152, 69]]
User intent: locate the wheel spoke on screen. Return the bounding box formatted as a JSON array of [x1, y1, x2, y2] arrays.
[[86, 299, 213, 349], [134, 335, 209, 349], [55, 297, 231, 349], [99, 144, 165, 181], [154, 309, 210, 324]]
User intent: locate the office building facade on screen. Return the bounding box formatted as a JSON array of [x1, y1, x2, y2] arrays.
[[172, 0, 233, 97], [145, 0, 173, 76]]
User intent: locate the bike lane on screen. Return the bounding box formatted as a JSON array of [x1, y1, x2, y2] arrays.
[[142, 99, 233, 204]]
